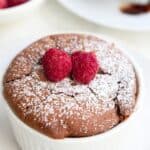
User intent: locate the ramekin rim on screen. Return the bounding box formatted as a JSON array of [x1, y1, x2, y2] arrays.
[[2, 32, 144, 143]]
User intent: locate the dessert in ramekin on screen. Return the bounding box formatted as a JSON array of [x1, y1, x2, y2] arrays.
[[2, 33, 142, 150]]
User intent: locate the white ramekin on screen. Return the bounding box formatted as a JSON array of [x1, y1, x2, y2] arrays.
[[2, 33, 144, 150], [0, 0, 44, 23]]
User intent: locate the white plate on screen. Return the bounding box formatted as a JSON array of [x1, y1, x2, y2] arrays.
[[58, 0, 150, 31]]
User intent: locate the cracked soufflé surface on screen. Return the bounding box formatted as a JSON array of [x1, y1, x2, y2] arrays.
[[3, 34, 137, 139]]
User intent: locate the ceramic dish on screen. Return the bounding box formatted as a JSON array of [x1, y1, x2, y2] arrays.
[[0, 0, 44, 23], [58, 0, 150, 31], [2, 33, 144, 150]]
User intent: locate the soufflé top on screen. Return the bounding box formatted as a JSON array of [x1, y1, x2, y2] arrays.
[[3, 34, 137, 139]]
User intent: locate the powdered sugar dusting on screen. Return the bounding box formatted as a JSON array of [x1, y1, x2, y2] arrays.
[[4, 34, 137, 137]]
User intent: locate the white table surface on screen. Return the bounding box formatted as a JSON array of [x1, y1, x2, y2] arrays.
[[0, 0, 150, 149]]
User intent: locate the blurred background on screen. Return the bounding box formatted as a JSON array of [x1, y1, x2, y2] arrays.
[[0, 0, 150, 59]]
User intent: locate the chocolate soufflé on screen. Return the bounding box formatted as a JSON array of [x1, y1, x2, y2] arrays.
[[3, 34, 137, 139]]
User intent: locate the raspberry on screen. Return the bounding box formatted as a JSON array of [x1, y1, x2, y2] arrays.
[[7, 0, 28, 7], [42, 48, 72, 82], [71, 51, 99, 84], [0, 0, 7, 8]]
